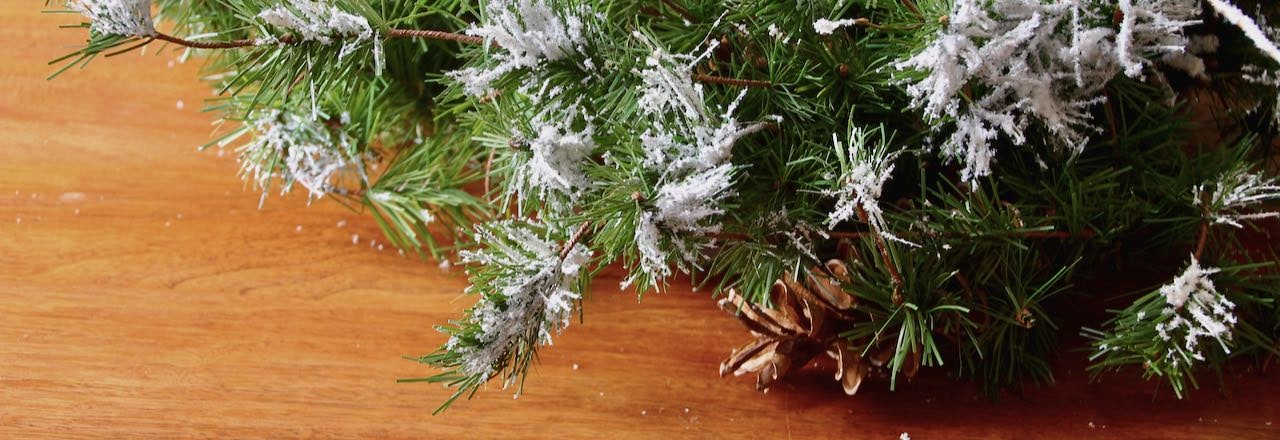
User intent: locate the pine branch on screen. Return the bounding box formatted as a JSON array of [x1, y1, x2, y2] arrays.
[[52, 0, 1280, 409], [147, 29, 768, 88]]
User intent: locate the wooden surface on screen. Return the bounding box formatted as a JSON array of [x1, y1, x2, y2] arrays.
[[2, 3, 1278, 439]]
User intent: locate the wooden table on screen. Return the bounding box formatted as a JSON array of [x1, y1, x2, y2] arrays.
[[2, 3, 1277, 438]]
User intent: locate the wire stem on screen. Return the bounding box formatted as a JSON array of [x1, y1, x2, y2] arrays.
[[152, 32, 266, 49], [857, 207, 904, 306], [1195, 192, 1211, 260], [691, 74, 771, 88], [560, 222, 593, 261], [385, 28, 486, 45]]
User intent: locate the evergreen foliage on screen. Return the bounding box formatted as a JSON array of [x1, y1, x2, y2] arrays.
[[50, 0, 1280, 411]]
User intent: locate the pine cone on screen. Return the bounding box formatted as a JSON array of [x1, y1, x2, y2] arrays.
[[718, 259, 872, 395]]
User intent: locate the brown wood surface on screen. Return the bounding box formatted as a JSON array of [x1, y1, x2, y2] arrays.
[[2, 3, 1278, 439]]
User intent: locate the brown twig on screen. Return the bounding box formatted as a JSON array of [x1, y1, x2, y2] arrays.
[[857, 207, 904, 306], [900, 0, 923, 16], [483, 149, 495, 197], [829, 17, 924, 32], [827, 231, 871, 240], [1103, 89, 1120, 145], [560, 222, 594, 261], [659, 0, 698, 23], [154, 28, 483, 48], [851, 18, 884, 30], [152, 32, 266, 49], [385, 28, 486, 45], [691, 74, 772, 88], [1195, 218, 1210, 260], [1195, 192, 1211, 260], [1019, 229, 1096, 239]]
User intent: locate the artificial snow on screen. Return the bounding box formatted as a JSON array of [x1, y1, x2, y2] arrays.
[[240, 110, 356, 200], [450, 0, 590, 96], [450, 222, 592, 380], [625, 34, 767, 285], [1207, 0, 1280, 64], [1153, 257, 1237, 363], [632, 213, 670, 281], [896, 0, 1200, 181], [653, 164, 735, 234], [67, 0, 156, 38], [512, 116, 597, 201], [824, 128, 912, 246], [813, 18, 856, 35], [1194, 167, 1280, 227], [257, 0, 384, 73]]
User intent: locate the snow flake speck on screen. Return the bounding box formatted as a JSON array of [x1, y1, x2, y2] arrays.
[[767, 24, 790, 44]]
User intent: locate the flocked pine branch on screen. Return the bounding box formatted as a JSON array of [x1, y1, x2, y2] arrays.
[[49, 0, 1280, 413], [1194, 163, 1280, 228], [66, 0, 156, 38], [239, 109, 362, 202], [1085, 256, 1242, 398], [403, 220, 592, 412], [894, 0, 1200, 181]]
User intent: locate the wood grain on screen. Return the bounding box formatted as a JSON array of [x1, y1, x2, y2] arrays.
[[1, 3, 1277, 438]]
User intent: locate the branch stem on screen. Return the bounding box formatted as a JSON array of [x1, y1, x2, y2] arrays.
[[691, 74, 772, 88], [659, 0, 698, 23], [1195, 192, 1211, 260], [385, 28, 486, 45], [1195, 221, 1209, 260], [857, 207, 904, 306], [152, 32, 266, 49], [560, 222, 593, 261]]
